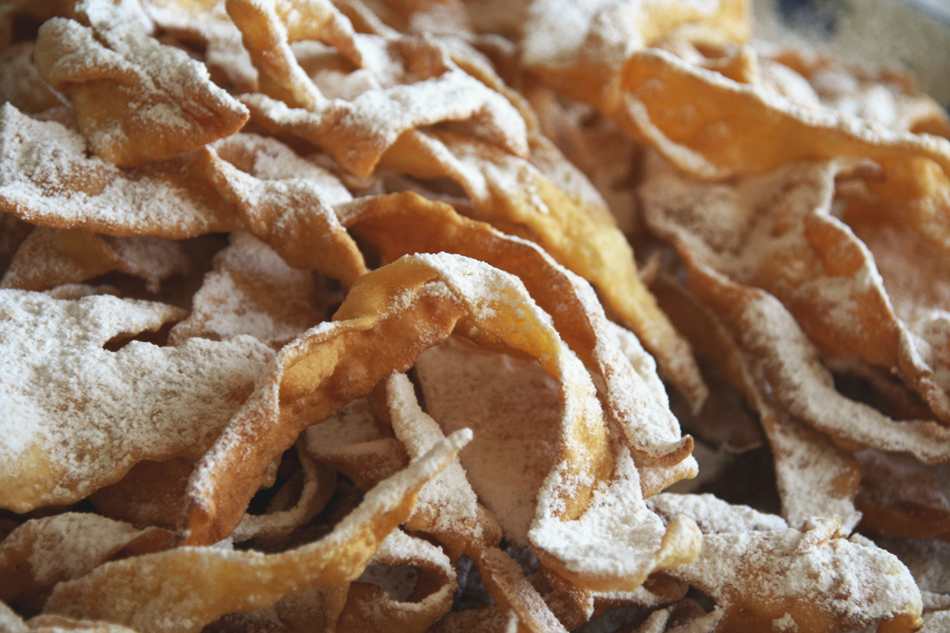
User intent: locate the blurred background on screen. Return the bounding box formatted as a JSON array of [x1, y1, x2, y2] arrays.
[[754, 0, 950, 106]]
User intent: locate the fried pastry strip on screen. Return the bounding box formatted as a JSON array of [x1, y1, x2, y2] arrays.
[[1, 603, 139, 633], [342, 192, 692, 462], [167, 231, 327, 348], [182, 253, 611, 545], [649, 494, 923, 633], [203, 135, 366, 287], [34, 0, 248, 167], [231, 444, 336, 543], [141, 0, 258, 93], [641, 154, 950, 459], [0, 43, 64, 114], [336, 530, 458, 633], [229, 0, 527, 176], [380, 131, 706, 409], [613, 48, 950, 181], [1, 227, 190, 293], [690, 264, 950, 462], [88, 458, 194, 530], [521, 0, 750, 107], [651, 275, 863, 530], [0, 105, 240, 238], [303, 397, 410, 491], [415, 338, 700, 595], [0, 290, 272, 511], [0, 514, 172, 613], [40, 432, 470, 633], [385, 371, 567, 631]]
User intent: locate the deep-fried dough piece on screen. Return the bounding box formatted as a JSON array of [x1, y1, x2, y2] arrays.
[[336, 530, 458, 633], [529, 444, 701, 594], [690, 264, 950, 462], [225, 0, 333, 109], [355, 0, 471, 35], [640, 155, 950, 462], [182, 253, 612, 546], [342, 192, 693, 462], [203, 586, 343, 633], [34, 0, 248, 167], [229, 0, 526, 176], [0, 43, 64, 114], [414, 338, 562, 547], [473, 547, 569, 633], [521, 0, 750, 108], [0, 290, 272, 511], [614, 49, 950, 283], [240, 75, 527, 178], [41, 432, 470, 633], [204, 135, 365, 287], [1, 227, 190, 293], [384, 373, 495, 557], [874, 536, 950, 603], [652, 274, 862, 529], [0, 514, 172, 613], [0, 105, 240, 238], [640, 153, 916, 379], [303, 397, 410, 490], [624, 600, 724, 633], [613, 48, 950, 181], [525, 86, 642, 236], [380, 131, 706, 409], [415, 338, 700, 594], [649, 494, 923, 633], [89, 458, 193, 530], [231, 444, 336, 543], [168, 231, 327, 348], [205, 530, 459, 633], [843, 194, 950, 422], [0, 603, 139, 633], [856, 451, 950, 541], [383, 371, 569, 631], [768, 48, 950, 137], [141, 0, 258, 93]]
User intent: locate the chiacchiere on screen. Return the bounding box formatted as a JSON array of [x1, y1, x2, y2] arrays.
[[0, 0, 947, 631]]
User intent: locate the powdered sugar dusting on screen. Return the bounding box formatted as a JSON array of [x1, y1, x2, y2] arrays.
[[143, 0, 259, 93], [211, 133, 352, 205], [763, 408, 863, 532], [0, 290, 272, 511], [357, 530, 456, 617], [168, 231, 323, 348], [641, 151, 950, 462], [650, 494, 922, 630], [529, 446, 675, 580], [386, 373, 482, 546], [416, 339, 560, 544], [242, 64, 527, 178], [42, 431, 469, 631], [1, 226, 191, 293], [3, 513, 163, 590], [0, 104, 239, 237], [36, 0, 248, 166]]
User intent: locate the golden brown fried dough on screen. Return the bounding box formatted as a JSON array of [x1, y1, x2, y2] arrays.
[[41, 432, 470, 633], [1, 228, 190, 293], [34, 0, 248, 167], [0, 105, 240, 238], [0, 290, 272, 511]]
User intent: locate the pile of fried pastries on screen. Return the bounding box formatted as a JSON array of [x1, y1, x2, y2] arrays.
[[3, 0, 950, 631]]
